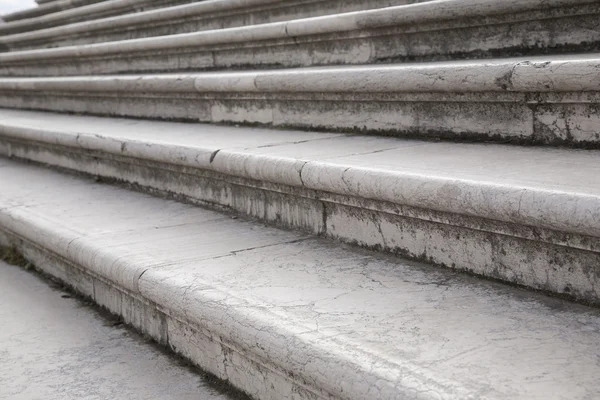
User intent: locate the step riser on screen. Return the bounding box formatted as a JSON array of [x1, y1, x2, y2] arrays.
[[3, 135, 599, 304], [1, 1, 599, 75], [1, 0, 423, 51], [0, 230, 330, 400], [0, 90, 598, 147]]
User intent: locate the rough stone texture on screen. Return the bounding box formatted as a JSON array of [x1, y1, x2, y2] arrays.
[[0, 261, 249, 400], [1, 0, 599, 73], [0, 0, 200, 36], [0, 109, 599, 303], [1, 158, 600, 400], [0, 56, 599, 146], [0, 0, 423, 51]]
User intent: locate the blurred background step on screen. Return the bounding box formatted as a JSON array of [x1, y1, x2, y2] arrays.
[[0, 0, 203, 36], [0, 56, 597, 147], [1, 0, 106, 23], [1, 0, 599, 73], [0, 0, 427, 51]]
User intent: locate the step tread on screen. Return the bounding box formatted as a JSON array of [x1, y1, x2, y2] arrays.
[[1, 156, 599, 399], [0, 0, 594, 59], [1, 53, 597, 92], [1, 108, 599, 236], [2, 107, 597, 192], [0, 0, 183, 36], [0, 0, 419, 47]]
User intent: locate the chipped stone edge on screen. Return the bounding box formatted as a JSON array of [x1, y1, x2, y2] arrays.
[[0, 189, 476, 400], [0, 0, 597, 62], [1, 122, 598, 238], [3, 121, 600, 304], [0, 55, 599, 93]]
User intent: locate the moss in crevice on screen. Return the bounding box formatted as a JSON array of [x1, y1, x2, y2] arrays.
[[0, 245, 31, 269]]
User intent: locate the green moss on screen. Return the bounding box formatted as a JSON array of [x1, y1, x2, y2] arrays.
[[0, 246, 31, 269]]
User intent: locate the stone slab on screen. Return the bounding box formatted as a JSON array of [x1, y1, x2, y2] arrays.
[[1, 0, 104, 23], [1, 158, 600, 400], [0, 0, 199, 36], [0, 56, 599, 146], [1, 0, 599, 72], [0, 0, 423, 51], [1, 109, 599, 303], [0, 261, 249, 400]]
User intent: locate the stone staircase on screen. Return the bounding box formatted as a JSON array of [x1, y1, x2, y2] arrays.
[[0, 0, 599, 399], [0, 0, 105, 23], [0, 0, 201, 35]]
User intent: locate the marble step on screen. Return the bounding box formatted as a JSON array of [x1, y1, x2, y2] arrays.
[[0, 0, 200, 36], [2, 156, 600, 400], [1, 108, 599, 304], [1, 0, 105, 23], [1, 55, 599, 147], [2, 0, 600, 75], [0, 0, 426, 52]]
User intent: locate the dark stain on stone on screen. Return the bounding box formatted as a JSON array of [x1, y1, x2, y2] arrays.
[[209, 149, 220, 163]]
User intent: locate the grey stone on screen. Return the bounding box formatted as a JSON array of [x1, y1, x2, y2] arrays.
[[1, 109, 599, 303], [1, 158, 600, 400], [0, 56, 599, 146], [1, 0, 105, 23], [0, 0, 427, 51], [0, 261, 248, 400], [1, 0, 599, 72], [0, 0, 200, 36]]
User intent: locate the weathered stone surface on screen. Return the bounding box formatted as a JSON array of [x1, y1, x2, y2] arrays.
[[0, 56, 599, 146], [0, 0, 424, 51], [1, 158, 600, 400], [0, 261, 250, 400], [1, 108, 599, 303], [1, 0, 599, 73]]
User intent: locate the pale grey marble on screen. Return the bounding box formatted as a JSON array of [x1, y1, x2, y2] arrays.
[[0, 0, 199, 36], [1, 0, 104, 23], [1, 0, 599, 72], [0, 261, 248, 400], [0, 109, 598, 303], [1, 159, 600, 399], [0, 56, 599, 146], [0, 0, 421, 51]]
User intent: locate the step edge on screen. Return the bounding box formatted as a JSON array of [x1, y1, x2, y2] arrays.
[[0, 0, 161, 35], [0, 56, 598, 93], [0, 0, 597, 62], [1, 121, 598, 238], [0, 0, 285, 44], [0, 189, 477, 400]]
